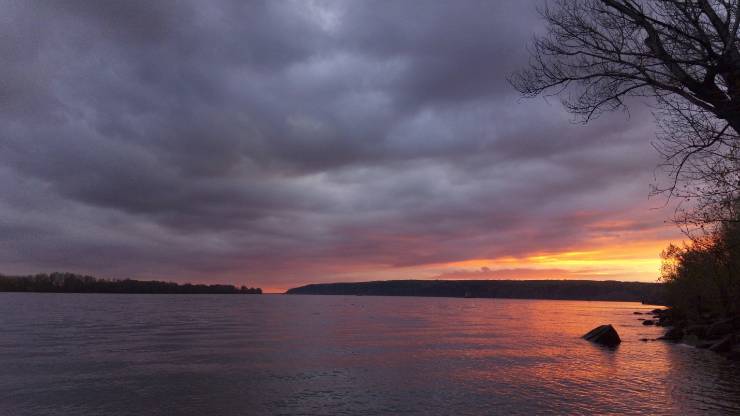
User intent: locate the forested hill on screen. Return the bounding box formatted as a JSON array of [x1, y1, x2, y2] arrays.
[[0, 272, 262, 294], [286, 280, 664, 303]]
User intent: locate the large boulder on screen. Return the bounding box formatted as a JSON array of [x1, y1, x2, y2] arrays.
[[583, 324, 621, 347], [659, 327, 684, 341], [657, 315, 674, 327], [683, 334, 703, 347], [685, 324, 709, 338]]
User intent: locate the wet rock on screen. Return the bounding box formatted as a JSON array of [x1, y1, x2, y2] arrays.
[[583, 324, 621, 347], [642, 320, 655, 326], [707, 319, 734, 339], [656, 315, 674, 327], [675, 319, 688, 330], [685, 325, 709, 338], [659, 327, 684, 341], [683, 334, 702, 347], [709, 335, 734, 353]]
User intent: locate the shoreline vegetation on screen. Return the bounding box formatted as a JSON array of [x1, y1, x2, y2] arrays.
[[648, 219, 740, 360], [0, 272, 262, 294], [287, 279, 665, 303], [639, 308, 740, 361]]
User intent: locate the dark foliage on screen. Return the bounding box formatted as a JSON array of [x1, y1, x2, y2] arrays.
[[0, 272, 261, 294], [287, 279, 664, 303], [661, 218, 740, 319]]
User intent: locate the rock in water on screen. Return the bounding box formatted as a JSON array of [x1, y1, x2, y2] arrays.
[[583, 324, 621, 347], [659, 327, 684, 341]]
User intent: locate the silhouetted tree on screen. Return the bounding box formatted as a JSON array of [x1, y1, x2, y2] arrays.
[[512, 0, 740, 228], [661, 213, 740, 318]]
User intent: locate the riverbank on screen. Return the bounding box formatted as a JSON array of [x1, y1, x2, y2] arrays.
[[641, 308, 740, 360]]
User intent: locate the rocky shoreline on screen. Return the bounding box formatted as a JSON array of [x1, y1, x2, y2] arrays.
[[638, 308, 740, 360]]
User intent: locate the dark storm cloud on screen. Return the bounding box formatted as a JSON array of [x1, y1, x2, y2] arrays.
[[0, 0, 673, 288]]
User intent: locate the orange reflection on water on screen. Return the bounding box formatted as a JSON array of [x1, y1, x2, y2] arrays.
[[426, 299, 683, 413]]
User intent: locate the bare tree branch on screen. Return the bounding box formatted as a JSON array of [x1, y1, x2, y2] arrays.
[[511, 0, 740, 231]]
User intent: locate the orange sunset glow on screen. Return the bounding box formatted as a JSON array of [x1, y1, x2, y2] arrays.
[[438, 240, 673, 281]]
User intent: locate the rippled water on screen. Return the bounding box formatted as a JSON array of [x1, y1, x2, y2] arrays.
[[1, 294, 740, 415]]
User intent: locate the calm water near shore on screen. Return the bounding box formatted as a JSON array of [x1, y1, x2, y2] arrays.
[[2, 293, 740, 415]]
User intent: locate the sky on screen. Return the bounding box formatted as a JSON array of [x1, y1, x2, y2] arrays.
[[0, 0, 684, 291]]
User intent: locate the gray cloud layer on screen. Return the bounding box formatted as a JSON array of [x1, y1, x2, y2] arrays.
[[0, 0, 674, 288]]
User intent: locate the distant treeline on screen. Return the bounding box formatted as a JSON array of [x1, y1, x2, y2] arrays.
[[287, 279, 664, 303], [0, 272, 262, 294]]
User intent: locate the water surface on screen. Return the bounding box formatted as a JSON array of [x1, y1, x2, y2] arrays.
[[2, 294, 739, 415]]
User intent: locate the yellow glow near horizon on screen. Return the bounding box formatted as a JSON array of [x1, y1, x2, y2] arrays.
[[434, 238, 675, 282], [274, 234, 684, 291]]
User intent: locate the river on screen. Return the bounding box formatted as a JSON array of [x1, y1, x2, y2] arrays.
[[2, 293, 739, 415]]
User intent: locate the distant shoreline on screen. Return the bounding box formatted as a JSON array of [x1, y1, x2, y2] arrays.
[[0, 272, 262, 295], [286, 279, 665, 304], [0, 291, 263, 295]]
